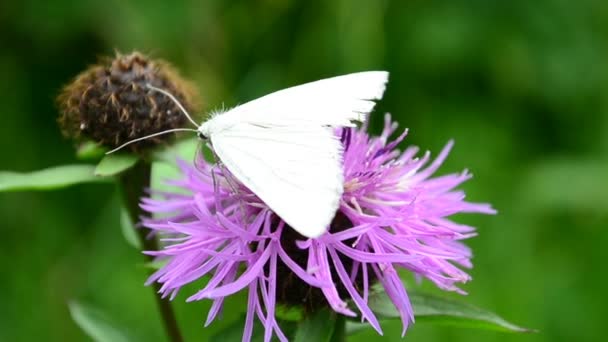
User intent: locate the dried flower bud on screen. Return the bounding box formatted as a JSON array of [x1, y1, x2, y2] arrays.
[[57, 51, 200, 153]]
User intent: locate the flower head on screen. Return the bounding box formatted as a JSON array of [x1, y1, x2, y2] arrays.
[[57, 51, 200, 153], [141, 114, 495, 341]]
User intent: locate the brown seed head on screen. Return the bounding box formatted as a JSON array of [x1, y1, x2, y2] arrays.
[[57, 51, 200, 153]]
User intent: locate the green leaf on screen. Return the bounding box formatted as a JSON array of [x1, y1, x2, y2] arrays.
[[275, 304, 304, 322], [345, 321, 370, 335], [151, 137, 199, 194], [68, 301, 133, 342], [0, 165, 107, 192], [140, 258, 168, 270], [209, 316, 265, 342], [330, 315, 346, 342], [94, 154, 139, 177], [120, 206, 141, 249], [153, 137, 200, 164], [294, 309, 337, 342], [209, 317, 256, 342], [210, 315, 296, 342], [76, 141, 107, 160], [364, 291, 533, 333]]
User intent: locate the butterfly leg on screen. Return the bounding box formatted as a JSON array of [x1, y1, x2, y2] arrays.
[[193, 140, 207, 175], [209, 163, 224, 215], [207, 143, 248, 222], [218, 162, 249, 223]]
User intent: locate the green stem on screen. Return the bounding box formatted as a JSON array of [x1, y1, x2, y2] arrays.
[[330, 314, 346, 342], [119, 161, 183, 342]]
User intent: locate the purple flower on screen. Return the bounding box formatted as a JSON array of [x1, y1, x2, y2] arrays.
[[141, 114, 496, 341]]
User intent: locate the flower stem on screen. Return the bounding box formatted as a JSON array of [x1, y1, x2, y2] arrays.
[[119, 160, 183, 342], [330, 314, 346, 342]]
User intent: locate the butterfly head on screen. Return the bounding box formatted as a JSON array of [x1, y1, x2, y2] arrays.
[[197, 122, 210, 141]]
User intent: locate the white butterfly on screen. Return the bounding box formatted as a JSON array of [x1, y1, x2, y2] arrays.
[[109, 71, 389, 238]]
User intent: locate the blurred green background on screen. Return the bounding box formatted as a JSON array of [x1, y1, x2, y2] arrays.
[[1, 0, 607, 341]]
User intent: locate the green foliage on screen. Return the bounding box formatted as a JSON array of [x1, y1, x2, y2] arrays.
[[0, 165, 108, 191], [519, 159, 608, 213], [153, 137, 200, 164], [76, 141, 107, 161], [275, 305, 305, 322], [94, 154, 139, 177], [151, 138, 200, 193], [210, 315, 297, 342], [366, 291, 531, 333], [1, 0, 607, 341], [209, 317, 257, 342], [120, 206, 141, 249], [294, 309, 337, 342], [68, 301, 134, 342]]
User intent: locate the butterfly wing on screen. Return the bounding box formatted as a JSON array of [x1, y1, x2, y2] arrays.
[[217, 71, 388, 128], [203, 71, 389, 238], [210, 123, 344, 238]]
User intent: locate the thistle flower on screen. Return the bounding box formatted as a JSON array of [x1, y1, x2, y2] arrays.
[[141, 114, 496, 341], [57, 51, 200, 153]]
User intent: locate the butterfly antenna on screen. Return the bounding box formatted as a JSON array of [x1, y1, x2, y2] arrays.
[[146, 84, 199, 127], [105, 128, 198, 154]]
